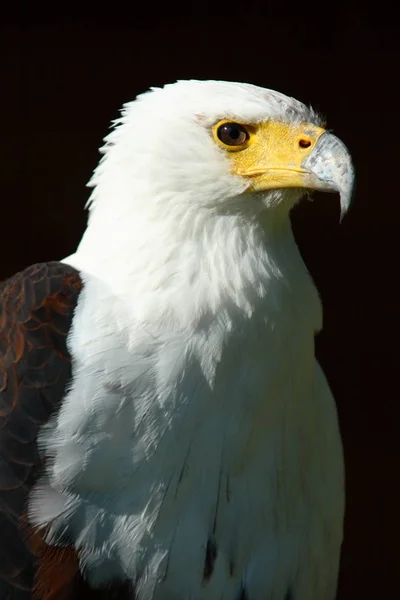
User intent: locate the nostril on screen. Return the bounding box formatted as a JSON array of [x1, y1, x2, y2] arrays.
[[299, 138, 312, 149]]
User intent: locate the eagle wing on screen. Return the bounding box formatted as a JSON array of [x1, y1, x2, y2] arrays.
[[0, 262, 82, 599]]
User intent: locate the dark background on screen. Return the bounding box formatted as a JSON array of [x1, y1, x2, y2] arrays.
[[1, 3, 399, 598]]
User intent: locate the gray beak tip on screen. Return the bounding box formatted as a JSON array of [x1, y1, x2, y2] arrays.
[[303, 132, 355, 222]]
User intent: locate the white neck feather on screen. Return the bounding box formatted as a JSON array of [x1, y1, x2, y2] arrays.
[[68, 189, 321, 336]]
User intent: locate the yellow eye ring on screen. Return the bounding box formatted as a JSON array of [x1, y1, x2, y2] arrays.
[[212, 120, 252, 152]]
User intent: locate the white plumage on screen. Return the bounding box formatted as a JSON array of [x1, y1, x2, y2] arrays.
[[29, 80, 352, 599]]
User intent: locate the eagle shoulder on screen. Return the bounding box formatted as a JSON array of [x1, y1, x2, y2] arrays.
[[0, 262, 82, 597]]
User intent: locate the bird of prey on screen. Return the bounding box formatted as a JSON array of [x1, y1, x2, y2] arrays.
[[0, 80, 354, 600]]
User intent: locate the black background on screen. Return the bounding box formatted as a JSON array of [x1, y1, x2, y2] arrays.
[[1, 3, 399, 598]]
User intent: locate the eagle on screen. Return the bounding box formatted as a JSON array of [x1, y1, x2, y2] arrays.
[[0, 80, 354, 600]]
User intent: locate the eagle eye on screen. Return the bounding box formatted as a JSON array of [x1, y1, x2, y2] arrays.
[[216, 122, 249, 147]]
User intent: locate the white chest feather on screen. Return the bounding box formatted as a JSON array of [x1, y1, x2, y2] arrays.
[[31, 217, 344, 600]]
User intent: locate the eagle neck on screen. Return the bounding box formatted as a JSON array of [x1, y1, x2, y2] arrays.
[[68, 198, 320, 333]]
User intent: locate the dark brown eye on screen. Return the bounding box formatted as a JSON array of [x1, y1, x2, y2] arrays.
[[217, 122, 248, 146]]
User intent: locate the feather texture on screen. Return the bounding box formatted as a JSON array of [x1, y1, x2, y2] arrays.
[[3, 81, 346, 599]]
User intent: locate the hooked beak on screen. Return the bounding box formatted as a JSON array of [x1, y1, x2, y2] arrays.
[[301, 132, 355, 219], [229, 120, 355, 219]]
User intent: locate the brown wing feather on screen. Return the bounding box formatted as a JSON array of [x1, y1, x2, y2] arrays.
[[0, 262, 82, 599], [0, 262, 134, 600]]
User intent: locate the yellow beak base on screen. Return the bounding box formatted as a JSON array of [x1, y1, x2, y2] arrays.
[[215, 120, 327, 191]]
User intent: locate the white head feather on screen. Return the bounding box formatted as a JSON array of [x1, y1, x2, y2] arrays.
[[68, 80, 321, 327]]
